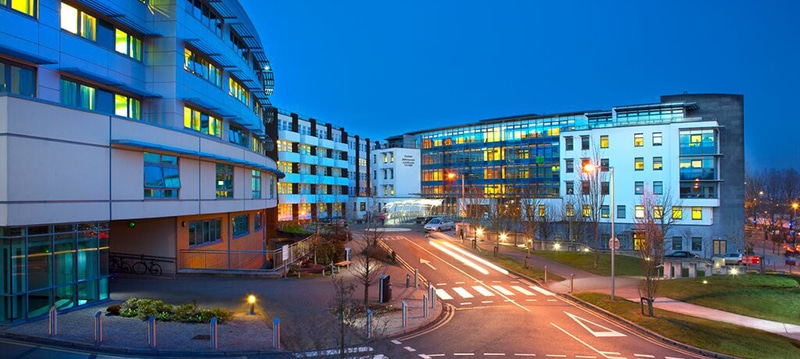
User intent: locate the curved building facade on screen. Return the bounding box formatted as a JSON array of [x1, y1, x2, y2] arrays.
[[0, 0, 280, 323]]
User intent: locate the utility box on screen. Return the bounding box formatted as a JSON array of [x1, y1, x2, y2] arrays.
[[379, 274, 392, 303]]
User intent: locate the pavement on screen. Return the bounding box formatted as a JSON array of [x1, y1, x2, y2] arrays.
[[2, 222, 799, 357]]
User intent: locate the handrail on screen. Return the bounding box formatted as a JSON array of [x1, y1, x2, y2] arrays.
[[109, 252, 175, 263], [178, 235, 313, 272]]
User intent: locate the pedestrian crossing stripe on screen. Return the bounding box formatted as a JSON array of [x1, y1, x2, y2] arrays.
[[472, 286, 494, 296], [452, 287, 474, 298], [492, 285, 515, 295], [511, 285, 535, 296], [530, 286, 555, 296], [435, 288, 453, 300]]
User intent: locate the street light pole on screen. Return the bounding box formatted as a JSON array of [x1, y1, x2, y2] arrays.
[[610, 166, 616, 301]]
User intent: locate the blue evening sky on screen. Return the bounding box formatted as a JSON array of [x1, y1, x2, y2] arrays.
[[240, 0, 799, 170]]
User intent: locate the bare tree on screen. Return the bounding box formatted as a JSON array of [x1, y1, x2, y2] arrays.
[[352, 221, 386, 310], [576, 150, 609, 268], [521, 185, 542, 268], [559, 197, 588, 248], [538, 201, 557, 243], [635, 186, 680, 317]]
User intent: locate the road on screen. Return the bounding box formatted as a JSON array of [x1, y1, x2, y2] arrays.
[[379, 228, 709, 359]]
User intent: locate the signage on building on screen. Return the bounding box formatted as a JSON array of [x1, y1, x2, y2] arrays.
[[402, 155, 415, 167]]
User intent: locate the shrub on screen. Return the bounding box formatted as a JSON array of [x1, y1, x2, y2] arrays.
[[119, 297, 232, 323], [106, 305, 121, 316]]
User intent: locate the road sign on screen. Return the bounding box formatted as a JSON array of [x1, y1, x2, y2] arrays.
[[608, 237, 620, 250]]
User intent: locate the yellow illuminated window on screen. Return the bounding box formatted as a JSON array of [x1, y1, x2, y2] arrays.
[[692, 207, 702, 220], [600, 135, 609, 148], [11, 0, 35, 17], [654, 206, 663, 219], [538, 205, 545, 217], [634, 133, 644, 147], [566, 204, 574, 217], [115, 29, 128, 53], [635, 157, 644, 170], [60, 3, 78, 33], [672, 207, 683, 219], [653, 157, 663, 170], [582, 205, 591, 217], [80, 11, 96, 41]]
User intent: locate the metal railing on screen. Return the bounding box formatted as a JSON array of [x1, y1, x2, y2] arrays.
[[178, 236, 312, 272]]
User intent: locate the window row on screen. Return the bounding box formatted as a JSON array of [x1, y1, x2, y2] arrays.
[[560, 204, 702, 220], [61, 3, 143, 61], [0, 58, 35, 97], [184, 48, 222, 87], [60, 78, 141, 119], [187, 211, 263, 248], [185, 0, 223, 37], [1, 0, 35, 17]]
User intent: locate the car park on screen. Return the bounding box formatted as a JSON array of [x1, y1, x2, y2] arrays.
[[424, 217, 455, 232]]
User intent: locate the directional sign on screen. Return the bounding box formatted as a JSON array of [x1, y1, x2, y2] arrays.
[[420, 258, 437, 270], [564, 311, 626, 337]]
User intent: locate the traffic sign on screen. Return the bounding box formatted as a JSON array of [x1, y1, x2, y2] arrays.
[[608, 237, 620, 250]]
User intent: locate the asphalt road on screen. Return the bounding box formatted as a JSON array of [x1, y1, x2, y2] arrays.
[[378, 228, 710, 359]]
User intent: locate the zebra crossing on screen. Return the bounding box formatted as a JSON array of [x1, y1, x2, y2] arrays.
[[433, 282, 558, 305]]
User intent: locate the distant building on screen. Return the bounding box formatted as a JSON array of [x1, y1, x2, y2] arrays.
[[371, 138, 422, 213], [0, 0, 279, 323], [404, 94, 745, 256]]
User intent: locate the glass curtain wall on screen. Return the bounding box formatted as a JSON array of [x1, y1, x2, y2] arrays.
[[0, 223, 109, 323]]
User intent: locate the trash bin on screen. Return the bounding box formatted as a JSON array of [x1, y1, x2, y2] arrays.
[[379, 274, 392, 303]]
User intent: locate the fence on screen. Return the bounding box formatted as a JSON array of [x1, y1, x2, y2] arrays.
[[178, 236, 312, 273]]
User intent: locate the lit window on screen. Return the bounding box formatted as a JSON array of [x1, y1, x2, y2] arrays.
[[538, 205, 545, 217], [635, 181, 644, 195], [601, 205, 609, 218], [60, 3, 78, 34], [672, 207, 683, 219], [654, 206, 664, 219], [634, 133, 644, 147], [634, 157, 644, 171], [600, 135, 609, 148], [114, 94, 141, 119], [115, 29, 143, 61], [653, 157, 663, 171], [216, 163, 234, 198], [228, 76, 250, 106], [692, 207, 702, 220], [184, 106, 222, 137], [582, 205, 591, 217], [9, 0, 36, 17], [566, 204, 574, 217], [635, 205, 645, 219], [653, 132, 663, 146], [59, 78, 95, 110], [144, 152, 180, 199], [61, 3, 96, 40]]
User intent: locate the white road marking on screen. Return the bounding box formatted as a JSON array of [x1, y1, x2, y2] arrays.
[[492, 285, 515, 295], [525, 299, 537, 302], [547, 299, 557, 302], [530, 286, 555, 296], [461, 302, 472, 305], [436, 282, 447, 286], [391, 340, 402, 345], [665, 357, 687, 359], [575, 356, 597, 358], [436, 288, 453, 300], [511, 285, 536, 296], [421, 355, 445, 358], [472, 285, 495, 296], [404, 346, 416, 352], [634, 355, 655, 358], [481, 300, 494, 304], [455, 281, 465, 284], [513, 354, 537, 357], [453, 287, 474, 298], [492, 280, 503, 283], [565, 312, 627, 337], [551, 322, 616, 359], [484, 353, 506, 356], [454, 354, 476, 356], [545, 355, 567, 358]]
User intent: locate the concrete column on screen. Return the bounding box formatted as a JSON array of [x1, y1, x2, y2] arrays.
[[688, 262, 697, 278], [663, 260, 672, 279], [705, 263, 713, 277], [673, 263, 682, 279]]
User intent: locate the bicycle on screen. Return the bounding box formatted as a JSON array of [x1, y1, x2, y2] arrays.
[[109, 255, 131, 273], [132, 255, 163, 276]]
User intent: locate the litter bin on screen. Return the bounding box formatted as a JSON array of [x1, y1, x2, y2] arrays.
[[379, 274, 392, 303]]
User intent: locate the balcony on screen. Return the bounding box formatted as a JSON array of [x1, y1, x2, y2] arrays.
[[300, 133, 318, 146], [319, 138, 334, 149], [279, 129, 300, 143], [334, 159, 348, 169], [320, 157, 335, 167], [278, 151, 300, 163], [334, 142, 348, 152]]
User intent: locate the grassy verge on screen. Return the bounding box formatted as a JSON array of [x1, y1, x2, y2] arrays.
[[473, 248, 565, 282], [658, 274, 800, 325], [574, 292, 800, 359], [530, 250, 644, 276]]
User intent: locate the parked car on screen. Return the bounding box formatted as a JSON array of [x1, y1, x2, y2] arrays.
[[721, 252, 743, 265], [742, 254, 761, 265], [664, 251, 699, 259], [424, 217, 455, 232]]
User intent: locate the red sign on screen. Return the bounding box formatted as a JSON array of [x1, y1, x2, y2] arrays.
[[786, 257, 797, 266]]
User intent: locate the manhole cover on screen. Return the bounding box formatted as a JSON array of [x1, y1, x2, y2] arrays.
[[192, 334, 210, 340]]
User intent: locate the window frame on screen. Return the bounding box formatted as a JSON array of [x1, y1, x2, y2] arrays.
[[251, 170, 261, 199], [692, 207, 702, 220], [600, 135, 609, 149], [216, 163, 234, 198], [653, 132, 663, 146], [634, 133, 644, 147], [143, 152, 180, 199], [232, 214, 249, 237], [634, 157, 644, 171]]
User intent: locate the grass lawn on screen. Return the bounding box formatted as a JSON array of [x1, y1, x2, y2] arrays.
[[658, 274, 800, 325], [473, 248, 565, 282], [574, 292, 800, 359], [530, 250, 644, 276]]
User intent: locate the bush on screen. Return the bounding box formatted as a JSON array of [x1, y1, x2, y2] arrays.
[[106, 305, 121, 316], [119, 297, 233, 323]]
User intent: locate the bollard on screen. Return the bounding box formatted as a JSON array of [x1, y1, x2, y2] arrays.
[[402, 300, 408, 328], [544, 265, 548, 283], [428, 282, 432, 300], [431, 288, 436, 310], [94, 311, 103, 344], [330, 263, 335, 274], [210, 317, 218, 350], [273, 317, 281, 349], [405, 274, 410, 288], [323, 269, 326, 276], [570, 274, 574, 293], [423, 295, 428, 318], [414, 268, 419, 287], [48, 305, 57, 336], [147, 315, 157, 348], [366, 309, 373, 339]]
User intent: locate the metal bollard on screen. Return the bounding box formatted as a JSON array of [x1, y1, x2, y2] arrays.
[[94, 311, 103, 344], [48, 305, 57, 336], [570, 274, 574, 293], [427, 282, 432, 299], [544, 265, 548, 283], [273, 317, 281, 349], [210, 317, 218, 350], [431, 288, 436, 310], [423, 295, 428, 318], [147, 315, 157, 348], [406, 274, 410, 288], [402, 300, 408, 328], [414, 268, 419, 287], [366, 309, 373, 339]]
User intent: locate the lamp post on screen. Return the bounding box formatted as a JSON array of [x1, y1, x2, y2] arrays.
[[447, 172, 466, 221], [793, 203, 798, 245], [583, 163, 616, 300]]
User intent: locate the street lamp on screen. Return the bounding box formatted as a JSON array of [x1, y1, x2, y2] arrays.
[[583, 163, 616, 300], [447, 172, 466, 221]]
